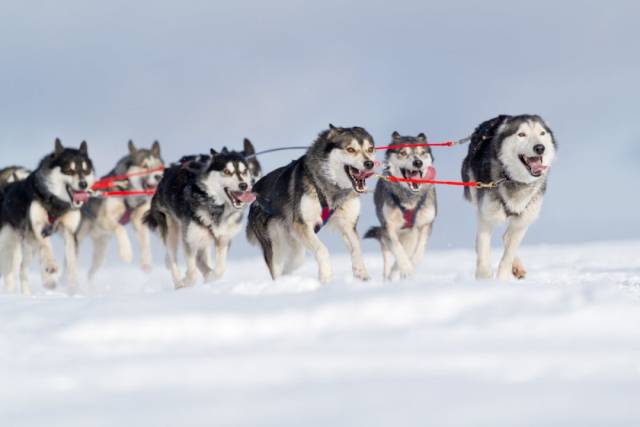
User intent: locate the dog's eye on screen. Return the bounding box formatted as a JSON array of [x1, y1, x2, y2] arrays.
[[367, 147, 374, 153], [540, 131, 546, 136], [518, 132, 527, 138], [224, 169, 232, 176], [346, 147, 356, 154], [400, 151, 408, 157]]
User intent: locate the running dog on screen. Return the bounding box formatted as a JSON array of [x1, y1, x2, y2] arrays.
[[461, 114, 557, 280], [77, 140, 164, 279], [0, 166, 31, 188], [0, 139, 94, 293], [144, 147, 256, 289], [247, 124, 376, 284], [365, 132, 437, 280]]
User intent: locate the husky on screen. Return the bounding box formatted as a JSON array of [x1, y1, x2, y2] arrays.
[[247, 124, 376, 284], [461, 114, 557, 280], [77, 140, 164, 279], [144, 147, 256, 289], [0, 166, 31, 187], [364, 132, 437, 280], [179, 138, 262, 183], [0, 139, 95, 294]]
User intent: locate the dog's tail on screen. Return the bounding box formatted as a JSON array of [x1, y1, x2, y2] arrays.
[[364, 226, 382, 240], [461, 161, 472, 202], [143, 204, 168, 240], [246, 201, 276, 278]]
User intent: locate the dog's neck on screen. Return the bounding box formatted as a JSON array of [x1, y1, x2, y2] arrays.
[[32, 171, 73, 218], [303, 156, 353, 209]]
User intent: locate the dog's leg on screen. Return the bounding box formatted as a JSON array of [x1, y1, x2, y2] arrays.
[[131, 204, 152, 272], [20, 242, 32, 296], [210, 237, 230, 281], [411, 224, 432, 267], [293, 223, 332, 284], [282, 237, 305, 275], [0, 227, 22, 293], [386, 227, 413, 279], [496, 221, 529, 280], [29, 203, 58, 289], [475, 217, 494, 279], [267, 223, 287, 279], [113, 223, 133, 264], [380, 238, 393, 281], [181, 240, 199, 288], [333, 198, 369, 281], [88, 235, 110, 282], [164, 218, 183, 289], [197, 247, 213, 278], [512, 256, 527, 279], [61, 228, 79, 290]]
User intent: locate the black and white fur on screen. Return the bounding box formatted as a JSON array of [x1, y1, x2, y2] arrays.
[[461, 114, 557, 280], [0, 139, 95, 294], [247, 124, 376, 284], [0, 166, 31, 188], [77, 140, 164, 280], [144, 147, 254, 289], [365, 132, 437, 280]]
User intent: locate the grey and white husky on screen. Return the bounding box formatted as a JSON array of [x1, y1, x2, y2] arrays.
[[144, 146, 256, 289], [77, 140, 164, 279], [0, 166, 31, 187], [461, 114, 557, 280], [365, 132, 437, 280], [0, 139, 95, 294], [247, 124, 376, 284]]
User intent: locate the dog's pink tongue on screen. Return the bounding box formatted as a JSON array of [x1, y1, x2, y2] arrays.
[[72, 191, 90, 203], [234, 191, 257, 203], [424, 166, 436, 181], [355, 170, 375, 180], [528, 159, 547, 174]]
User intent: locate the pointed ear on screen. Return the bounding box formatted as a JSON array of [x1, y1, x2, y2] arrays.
[[151, 140, 161, 157], [391, 131, 401, 140], [328, 124, 341, 138], [209, 148, 218, 157], [221, 146, 229, 154], [243, 138, 255, 155], [79, 140, 88, 155], [54, 138, 64, 156], [128, 140, 137, 156], [417, 133, 427, 141]]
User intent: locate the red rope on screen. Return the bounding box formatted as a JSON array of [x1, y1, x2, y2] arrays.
[[91, 166, 165, 191], [383, 175, 479, 187], [98, 189, 157, 197]]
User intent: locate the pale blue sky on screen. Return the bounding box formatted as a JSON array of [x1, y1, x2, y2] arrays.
[[1, 1, 638, 254]]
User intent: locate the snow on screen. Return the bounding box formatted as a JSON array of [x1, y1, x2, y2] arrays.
[[1, 240, 640, 426]]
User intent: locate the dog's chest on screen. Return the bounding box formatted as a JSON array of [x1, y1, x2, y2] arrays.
[[498, 183, 542, 216], [194, 207, 242, 238]]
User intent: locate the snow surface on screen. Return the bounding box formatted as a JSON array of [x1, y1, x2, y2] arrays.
[[1, 240, 640, 426]]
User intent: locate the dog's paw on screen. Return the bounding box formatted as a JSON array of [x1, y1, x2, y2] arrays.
[[475, 266, 493, 280], [141, 263, 152, 273], [174, 280, 193, 290], [204, 270, 224, 282], [21, 286, 32, 296], [353, 265, 370, 281], [43, 279, 57, 290], [44, 262, 58, 275], [119, 246, 134, 263], [319, 270, 334, 284], [398, 263, 414, 279], [512, 259, 527, 280]]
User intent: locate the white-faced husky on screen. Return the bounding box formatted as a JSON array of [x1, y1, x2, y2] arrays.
[[0, 166, 31, 187], [461, 114, 557, 280], [247, 124, 376, 284], [144, 147, 256, 289], [0, 139, 95, 294], [365, 132, 437, 280], [77, 140, 164, 279]]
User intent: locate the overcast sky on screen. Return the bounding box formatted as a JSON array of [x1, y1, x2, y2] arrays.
[[1, 1, 638, 256]]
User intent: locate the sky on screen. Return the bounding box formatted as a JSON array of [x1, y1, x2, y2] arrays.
[[1, 0, 638, 256]]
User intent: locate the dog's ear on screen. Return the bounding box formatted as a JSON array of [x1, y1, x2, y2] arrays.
[[391, 131, 401, 140], [221, 146, 229, 154], [54, 138, 64, 156], [151, 140, 161, 157], [79, 140, 88, 155], [328, 124, 342, 138], [128, 140, 137, 156], [243, 138, 255, 155], [417, 133, 427, 141], [209, 148, 218, 157]]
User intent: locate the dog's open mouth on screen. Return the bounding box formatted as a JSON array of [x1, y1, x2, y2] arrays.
[[400, 166, 436, 191], [224, 188, 256, 209], [345, 166, 373, 193], [519, 155, 548, 177], [142, 181, 157, 191], [66, 185, 90, 207]]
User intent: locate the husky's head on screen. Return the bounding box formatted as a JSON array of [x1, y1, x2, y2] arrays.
[[241, 138, 262, 184], [385, 132, 436, 192], [0, 166, 31, 187], [42, 139, 95, 207], [496, 115, 556, 183], [311, 124, 376, 193], [200, 148, 256, 209], [126, 140, 165, 190]]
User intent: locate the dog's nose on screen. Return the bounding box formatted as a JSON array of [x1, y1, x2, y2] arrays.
[[239, 182, 248, 191], [364, 160, 374, 170], [413, 159, 423, 169], [78, 180, 88, 190], [155, 174, 162, 181], [533, 144, 545, 155]]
